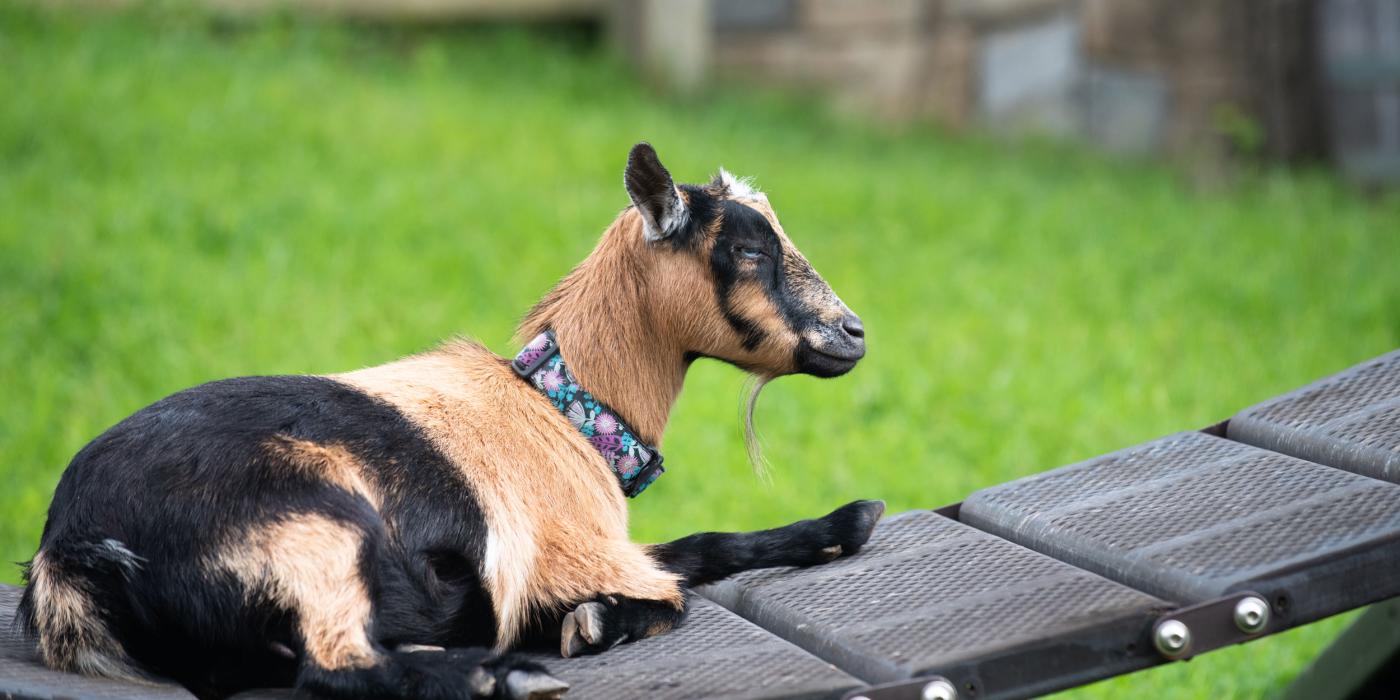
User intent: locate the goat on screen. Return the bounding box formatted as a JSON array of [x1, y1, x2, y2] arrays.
[[18, 143, 882, 699]]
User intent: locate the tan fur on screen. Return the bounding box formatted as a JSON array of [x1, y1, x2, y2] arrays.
[[333, 342, 682, 650], [519, 213, 694, 444], [738, 193, 779, 228], [644, 620, 677, 638], [519, 198, 836, 411], [27, 552, 147, 682], [727, 280, 802, 369], [214, 514, 380, 671], [265, 435, 381, 510], [324, 177, 836, 650]]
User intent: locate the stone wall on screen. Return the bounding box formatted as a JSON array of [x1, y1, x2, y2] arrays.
[[50, 0, 606, 20], [702, 0, 1324, 162], [62, 0, 1356, 169], [1080, 0, 1323, 160]]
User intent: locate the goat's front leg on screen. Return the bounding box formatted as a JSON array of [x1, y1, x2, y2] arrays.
[[649, 499, 885, 588], [556, 500, 883, 657]]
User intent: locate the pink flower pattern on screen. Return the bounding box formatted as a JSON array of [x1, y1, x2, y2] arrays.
[[595, 412, 618, 435], [542, 370, 563, 392]]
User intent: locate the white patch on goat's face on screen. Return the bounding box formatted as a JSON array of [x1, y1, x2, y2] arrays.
[[717, 168, 761, 199]]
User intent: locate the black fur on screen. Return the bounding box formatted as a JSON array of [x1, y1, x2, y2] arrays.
[[623, 143, 676, 227], [300, 650, 549, 700], [21, 375, 878, 695], [21, 375, 504, 696], [553, 501, 884, 659], [707, 199, 783, 353], [650, 500, 885, 588], [704, 197, 845, 369], [624, 143, 718, 245], [558, 595, 689, 657]]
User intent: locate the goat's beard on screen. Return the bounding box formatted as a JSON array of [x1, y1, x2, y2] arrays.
[[743, 374, 774, 483]]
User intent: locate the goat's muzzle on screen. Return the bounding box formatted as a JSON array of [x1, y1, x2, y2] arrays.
[[795, 308, 866, 378]]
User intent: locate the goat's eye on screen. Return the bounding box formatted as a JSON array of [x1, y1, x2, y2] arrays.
[[736, 246, 764, 260]]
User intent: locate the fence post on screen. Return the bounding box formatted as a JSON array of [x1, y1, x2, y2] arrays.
[[610, 0, 711, 93]]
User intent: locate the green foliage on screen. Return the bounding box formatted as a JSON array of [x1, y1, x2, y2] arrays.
[[1213, 102, 1266, 158], [2, 5, 1397, 698]]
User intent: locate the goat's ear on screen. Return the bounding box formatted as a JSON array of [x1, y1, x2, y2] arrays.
[[625, 142, 689, 242]]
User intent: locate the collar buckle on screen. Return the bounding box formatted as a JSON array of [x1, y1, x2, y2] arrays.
[[622, 453, 665, 498], [510, 334, 560, 378]]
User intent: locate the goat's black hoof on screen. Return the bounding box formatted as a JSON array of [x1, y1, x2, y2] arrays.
[[823, 499, 885, 556], [505, 670, 570, 700]]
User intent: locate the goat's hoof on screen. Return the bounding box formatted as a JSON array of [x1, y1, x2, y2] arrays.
[[469, 666, 497, 697], [397, 643, 446, 654], [560, 601, 606, 657], [824, 499, 886, 556], [575, 602, 606, 645], [476, 655, 565, 699], [560, 611, 584, 657], [505, 670, 570, 700]]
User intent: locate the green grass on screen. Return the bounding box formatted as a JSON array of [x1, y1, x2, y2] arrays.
[[2, 5, 1398, 698]]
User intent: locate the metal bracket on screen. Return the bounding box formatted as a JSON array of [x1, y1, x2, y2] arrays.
[[840, 591, 1278, 700], [844, 675, 964, 700], [1151, 591, 1277, 660]]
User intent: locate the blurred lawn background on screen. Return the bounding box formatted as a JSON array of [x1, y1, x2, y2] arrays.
[[3, 4, 1399, 698]]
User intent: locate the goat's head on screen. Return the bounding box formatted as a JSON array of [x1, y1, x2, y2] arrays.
[[620, 142, 865, 379]]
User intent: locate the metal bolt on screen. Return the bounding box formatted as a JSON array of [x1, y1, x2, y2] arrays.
[[1154, 619, 1192, 658], [1234, 596, 1270, 634], [921, 678, 958, 700]]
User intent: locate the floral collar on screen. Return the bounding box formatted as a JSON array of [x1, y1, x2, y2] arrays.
[[511, 331, 664, 497]]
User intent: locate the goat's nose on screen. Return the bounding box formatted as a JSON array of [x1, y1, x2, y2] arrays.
[[841, 314, 865, 340]]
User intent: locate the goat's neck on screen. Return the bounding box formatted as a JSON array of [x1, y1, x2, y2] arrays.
[[518, 224, 688, 446], [542, 302, 685, 447]]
